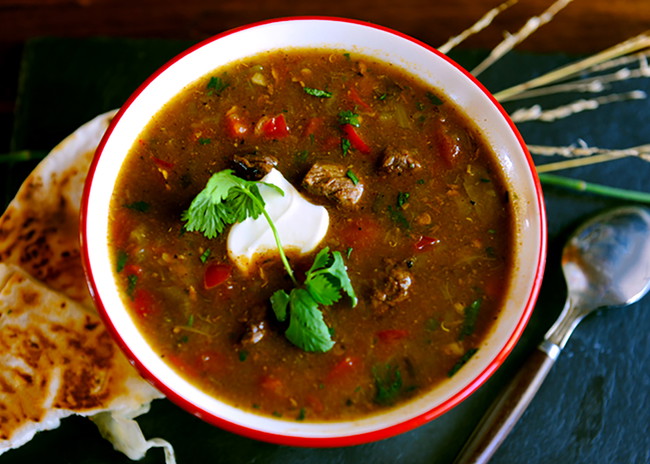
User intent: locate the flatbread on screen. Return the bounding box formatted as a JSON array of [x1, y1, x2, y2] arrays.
[[0, 263, 162, 453], [0, 111, 117, 309], [0, 112, 175, 462]]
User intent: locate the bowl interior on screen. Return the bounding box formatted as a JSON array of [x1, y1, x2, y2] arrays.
[[83, 17, 546, 446]]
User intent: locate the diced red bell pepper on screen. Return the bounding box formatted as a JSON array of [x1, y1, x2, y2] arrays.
[[341, 124, 370, 154], [151, 156, 175, 170], [325, 355, 361, 384], [204, 263, 232, 289], [339, 217, 379, 251], [414, 235, 440, 252], [133, 288, 157, 317], [435, 127, 462, 166], [303, 117, 323, 138], [259, 374, 285, 397], [348, 87, 372, 111], [257, 114, 290, 139], [377, 329, 409, 344]]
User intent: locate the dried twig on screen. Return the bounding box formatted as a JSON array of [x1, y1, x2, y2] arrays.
[[531, 143, 650, 172], [471, 0, 575, 76], [438, 0, 519, 54], [494, 31, 650, 101], [500, 60, 650, 101], [509, 90, 647, 122]]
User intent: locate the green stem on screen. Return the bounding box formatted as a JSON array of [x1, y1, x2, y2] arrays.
[[243, 189, 298, 286], [538, 173, 650, 204], [0, 150, 48, 163]]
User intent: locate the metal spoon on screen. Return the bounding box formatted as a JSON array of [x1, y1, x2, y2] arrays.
[[454, 206, 650, 464]]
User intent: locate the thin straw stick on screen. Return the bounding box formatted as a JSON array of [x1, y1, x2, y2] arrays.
[[494, 32, 650, 101], [471, 0, 575, 76], [536, 153, 632, 172], [438, 0, 518, 54]]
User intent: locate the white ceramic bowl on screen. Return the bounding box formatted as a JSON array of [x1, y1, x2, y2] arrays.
[[81, 17, 547, 447]]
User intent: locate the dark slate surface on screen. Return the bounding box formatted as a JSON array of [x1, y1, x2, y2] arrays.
[[2, 37, 649, 464]]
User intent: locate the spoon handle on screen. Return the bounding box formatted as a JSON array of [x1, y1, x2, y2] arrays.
[[452, 341, 560, 464]]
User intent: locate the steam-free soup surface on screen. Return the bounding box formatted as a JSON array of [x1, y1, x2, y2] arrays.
[[110, 48, 514, 421]]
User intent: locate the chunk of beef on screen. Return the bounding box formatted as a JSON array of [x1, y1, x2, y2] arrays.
[[302, 163, 364, 208], [378, 146, 421, 174], [371, 260, 413, 314], [239, 320, 267, 346], [238, 305, 268, 346], [233, 153, 278, 180]]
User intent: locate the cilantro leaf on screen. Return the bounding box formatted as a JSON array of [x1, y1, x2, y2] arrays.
[[458, 298, 482, 341], [181, 170, 266, 239], [207, 76, 229, 96], [304, 87, 332, 98], [285, 289, 335, 352], [304, 247, 357, 306], [373, 364, 403, 405], [270, 289, 290, 322], [338, 110, 360, 127], [306, 274, 341, 306]]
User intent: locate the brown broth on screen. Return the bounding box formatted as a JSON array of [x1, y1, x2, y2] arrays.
[[109, 48, 514, 421]]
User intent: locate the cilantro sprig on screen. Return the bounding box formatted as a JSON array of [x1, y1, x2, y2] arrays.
[[271, 247, 357, 352], [181, 169, 294, 282], [182, 170, 357, 352]]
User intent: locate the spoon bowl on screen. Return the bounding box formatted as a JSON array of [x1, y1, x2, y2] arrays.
[[454, 206, 650, 463]]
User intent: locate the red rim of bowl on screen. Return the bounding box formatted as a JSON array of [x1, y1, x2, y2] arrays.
[[81, 16, 547, 448]]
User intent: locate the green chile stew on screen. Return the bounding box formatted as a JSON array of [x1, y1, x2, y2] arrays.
[[109, 48, 514, 421]]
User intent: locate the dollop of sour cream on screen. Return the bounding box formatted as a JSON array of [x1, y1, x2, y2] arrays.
[[227, 168, 329, 273]]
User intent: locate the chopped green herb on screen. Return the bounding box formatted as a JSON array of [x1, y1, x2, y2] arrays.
[[178, 335, 189, 344], [346, 247, 353, 259], [199, 248, 211, 264], [448, 348, 479, 377], [198, 137, 211, 145], [488, 229, 497, 235], [343, 52, 351, 60], [126, 274, 138, 299], [426, 317, 440, 331], [239, 350, 249, 362], [296, 408, 306, 421], [304, 87, 332, 98], [272, 411, 283, 418], [271, 247, 357, 352], [480, 177, 491, 183], [388, 205, 410, 229], [416, 101, 425, 111], [187, 314, 195, 327], [295, 149, 309, 162], [486, 246, 496, 258], [458, 298, 482, 340], [206, 75, 229, 96], [182, 169, 282, 239], [377, 93, 388, 101], [396, 191, 410, 208], [346, 170, 360, 185], [116, 250, 128, 273], [338, 110, 360, 127], [416, 179, 425, 185], [341, 138, 352, 156], [124, 201, 150, 213], [373, 364, 403, 405], [426, 91, 443, 106]]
